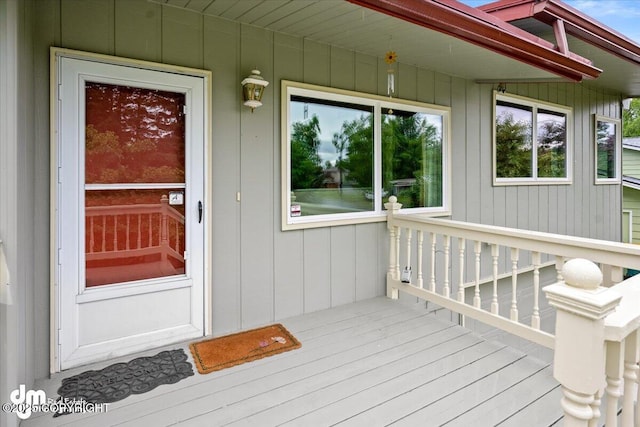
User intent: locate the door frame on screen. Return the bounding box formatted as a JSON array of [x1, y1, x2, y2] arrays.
[[49, 47, 213, 373]]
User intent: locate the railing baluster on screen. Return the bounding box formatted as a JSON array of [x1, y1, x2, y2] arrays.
[[148, 213, 152, 246], [622, 330, 639, 427], [175, 220, 180, 254], [510, 247, 519, 322], [532, 251, 541, 330], [89, 216, 94, 254], [556, 255, 565, 281], [102, 216, 106, 252], [417, 231, 424, 289], [636, 358, 640, 427], [443, 235, 450, 298], [405, 227, 412, 280], [113, 215, 118, 251], [473, 241, 481, 308], [395, 226, 401, 281], [429, 233, 436, 292], [605, 341, 623, 427], [457, 238, 465, 302], [137, 213, 142, 249], [590, 390, 602, 427], [491, 244, 499, 314], [126, 214, 130, 250]]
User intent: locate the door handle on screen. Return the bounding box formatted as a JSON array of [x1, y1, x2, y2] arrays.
[[198, 201, 203, 223]]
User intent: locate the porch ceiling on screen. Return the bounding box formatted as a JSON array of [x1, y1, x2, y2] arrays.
[[164, 0, 640, 96]]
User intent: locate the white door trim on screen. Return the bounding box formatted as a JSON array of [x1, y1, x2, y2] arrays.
[[50, 48, 212, 373]]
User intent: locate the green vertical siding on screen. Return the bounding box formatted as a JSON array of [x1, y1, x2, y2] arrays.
[[623, 187, 640, 243], [623, 148, 640, 179]]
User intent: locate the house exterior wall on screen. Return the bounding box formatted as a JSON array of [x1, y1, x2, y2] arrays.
[[1, 0, 37, 426], [624, 147, 640, 178], [4, 0, 620, 389], [623, 148, 640, 244], [623, 187, 640, 243]]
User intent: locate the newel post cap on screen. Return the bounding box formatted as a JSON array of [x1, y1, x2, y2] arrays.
[[384, 196, 402, 214], [543, 259, 621, 320], [562, 258, 603, 290]]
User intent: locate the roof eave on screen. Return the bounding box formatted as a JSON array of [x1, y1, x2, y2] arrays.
[[481, 0, 640, 66], [346, 0, 601, 82]]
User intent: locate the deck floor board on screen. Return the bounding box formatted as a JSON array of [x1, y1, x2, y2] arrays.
[[22, 297, 563, 427]]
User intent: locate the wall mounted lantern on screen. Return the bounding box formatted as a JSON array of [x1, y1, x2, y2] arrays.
[[241, 69, 269, 112]]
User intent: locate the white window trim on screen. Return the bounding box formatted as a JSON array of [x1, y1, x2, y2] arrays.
[[594, 114, 622, 185], [493, 91, 573, 186], [281, 80, 451, 230]]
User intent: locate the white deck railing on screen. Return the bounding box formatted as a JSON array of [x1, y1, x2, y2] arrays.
[[385, 196, 640, 426]]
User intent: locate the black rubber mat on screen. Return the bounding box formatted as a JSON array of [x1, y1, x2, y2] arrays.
[[56, 349, 193, 411]]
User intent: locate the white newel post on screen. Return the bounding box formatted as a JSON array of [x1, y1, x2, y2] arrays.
[[543, 259, 622, 427], [385, 196, 402, 299]]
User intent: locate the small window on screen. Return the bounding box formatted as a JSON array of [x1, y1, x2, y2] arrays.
[[594, 115, 621, 184], [493, 92, 572, 185], [282, 81, 451, 230]]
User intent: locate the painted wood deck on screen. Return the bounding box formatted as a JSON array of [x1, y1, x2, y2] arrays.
[[23, 297, 563, 427]]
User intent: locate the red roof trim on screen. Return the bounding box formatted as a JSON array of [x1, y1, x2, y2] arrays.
[[346, 0, 601, 82], [481, 0, 640, 66]]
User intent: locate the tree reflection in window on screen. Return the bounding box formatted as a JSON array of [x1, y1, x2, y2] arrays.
[[495, 94, 570, 183], [289, 97, 374, 216], [596, 118, 617, 180], [382, 109, 442, 208], [288, 94, 446, 219]]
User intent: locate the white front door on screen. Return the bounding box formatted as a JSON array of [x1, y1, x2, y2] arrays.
[[54, 52, 207, 370]]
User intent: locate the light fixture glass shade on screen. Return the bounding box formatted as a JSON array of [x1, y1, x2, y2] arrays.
[[241, 69, 269, 112]]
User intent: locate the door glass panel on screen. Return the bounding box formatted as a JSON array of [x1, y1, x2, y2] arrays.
[[85, 190, 186, 287], [85, 82, 186, 287]]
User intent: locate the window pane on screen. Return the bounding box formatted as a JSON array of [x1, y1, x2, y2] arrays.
[[85, 189, 185, 287], [537, 109, 567, 178], [382, 109, 443, 208], [495, 101, 533, 178], [289, 96, 374, 217], [596, 120, 617, 179], [85, 82, 186, 184]]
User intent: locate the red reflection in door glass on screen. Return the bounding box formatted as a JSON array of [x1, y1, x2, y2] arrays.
[[85, 82, 186, 184], [85, 190, 186, 287], [84, 82, 186, 287]]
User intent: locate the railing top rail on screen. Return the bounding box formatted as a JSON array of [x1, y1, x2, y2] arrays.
[[86, 204, 185, 222], [86, 204, 163, 213], [605, 274, 640, 341], [388, 212, 640, 270]]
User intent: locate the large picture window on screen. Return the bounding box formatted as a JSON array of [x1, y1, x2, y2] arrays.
[[493, 92, 572, 185], [282, 81, 451, 229]]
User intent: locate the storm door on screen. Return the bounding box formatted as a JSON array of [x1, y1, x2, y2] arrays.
[[54, 53, 207, 370]]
